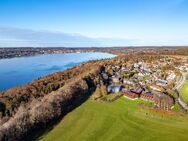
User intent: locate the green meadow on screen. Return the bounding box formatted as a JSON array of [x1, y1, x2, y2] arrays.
[[39, 97, 188, 141], [179, 80, 188, 103]]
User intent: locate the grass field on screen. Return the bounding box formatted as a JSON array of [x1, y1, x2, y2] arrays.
[[39, 97, 188, 141], [179, 80, 188, 103]]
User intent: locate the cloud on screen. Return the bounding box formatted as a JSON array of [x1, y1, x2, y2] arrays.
[[0, 26, 187, 47], [0, 27, 101, 47]]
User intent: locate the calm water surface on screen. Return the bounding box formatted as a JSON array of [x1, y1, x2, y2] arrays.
[[0, 52, 115, 91]]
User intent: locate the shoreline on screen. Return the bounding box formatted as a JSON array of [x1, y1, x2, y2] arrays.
[[0, 52, 116, 92]]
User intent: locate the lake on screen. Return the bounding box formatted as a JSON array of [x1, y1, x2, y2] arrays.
[[0, 52, 115, 91]]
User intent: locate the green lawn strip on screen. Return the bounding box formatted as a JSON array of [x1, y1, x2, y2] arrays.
[[179, 80, 188, 103], [39, 97, 188, 141]]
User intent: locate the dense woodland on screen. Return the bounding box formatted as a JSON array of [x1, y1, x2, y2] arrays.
[[0, 60, 104, 120], [0, 47, 188, 141]]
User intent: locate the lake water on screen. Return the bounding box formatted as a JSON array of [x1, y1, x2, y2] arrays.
[[0, 52, 115, 91]]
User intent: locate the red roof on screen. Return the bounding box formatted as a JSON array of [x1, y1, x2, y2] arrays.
[[131, 87, 143, 94]]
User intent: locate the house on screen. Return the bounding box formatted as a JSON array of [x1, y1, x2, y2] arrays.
[[139, 70, 151, 76], [123, 79, 135, 85], [167, 73, 176, 81], [114, 71, 120, 77], [138, 61, 143, 65], [140, 92, 154, 101], [121, 66, 129, 72], [123, 87, 143, 100], [152, 72, 159, 80], [101, 73, 109, 80], [150, 84, 164, 92], [134, 63, 139, 68], [131, 87, 143, 94], [175, 66, 184, 71], [139, 81, 146, 86], [111, 75, 120, 83], [145, 79, 153, 84], [156, 79, 168, 86], [115, 65, 120, 70], [138, 72, 144, 77], [124, 91, 139, 100], [185, 64, 188, 71], [107, 85, 122, 93], [140, 64, 148, 70]]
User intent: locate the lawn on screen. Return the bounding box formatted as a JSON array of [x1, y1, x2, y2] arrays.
[[38, 98, 188, 141], [179, 80, 188, 103], [144, 75, 151, 80]]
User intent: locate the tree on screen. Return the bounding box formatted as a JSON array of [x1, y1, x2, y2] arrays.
[[100, 81, 107, 96]]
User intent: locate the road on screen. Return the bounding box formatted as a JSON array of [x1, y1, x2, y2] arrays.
[[175, 72, 186, 90], [175, 72, 188, 111]]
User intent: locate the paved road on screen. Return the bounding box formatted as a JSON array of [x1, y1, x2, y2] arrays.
[[175, 72, 186, 90], [178, 97, 188, 111], [175, 72, 188, 111]]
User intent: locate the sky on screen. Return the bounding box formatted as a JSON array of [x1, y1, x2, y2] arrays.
[[0, 0, 188, 47]]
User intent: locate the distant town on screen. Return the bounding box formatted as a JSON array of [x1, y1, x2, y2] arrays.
[[94, 55, 188, 111], [0, 46, 187, 59], [0, 47, 95, 59]]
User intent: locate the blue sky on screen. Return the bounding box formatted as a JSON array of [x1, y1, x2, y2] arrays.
[[0, 0, 188, 46]]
